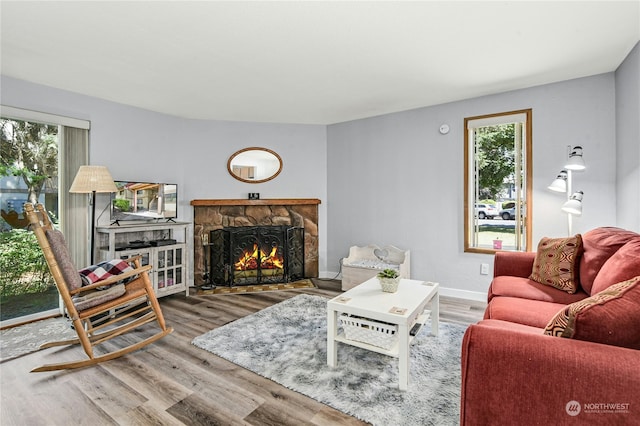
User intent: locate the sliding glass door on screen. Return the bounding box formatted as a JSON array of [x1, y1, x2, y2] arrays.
[[0, 106, 89, 323], [0, 118, 60, 321]]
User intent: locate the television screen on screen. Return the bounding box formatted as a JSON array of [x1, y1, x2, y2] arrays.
[[110, 181, 177, 222]]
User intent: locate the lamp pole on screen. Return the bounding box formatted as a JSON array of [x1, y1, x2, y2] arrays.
[[90, 190, 97, 264], [566, 169, 573, 236]]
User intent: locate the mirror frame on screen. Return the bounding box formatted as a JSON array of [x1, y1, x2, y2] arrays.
[[227, 147, 283, 184]]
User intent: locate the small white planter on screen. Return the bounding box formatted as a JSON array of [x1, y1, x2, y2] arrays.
[[378, 277, 400, 293]]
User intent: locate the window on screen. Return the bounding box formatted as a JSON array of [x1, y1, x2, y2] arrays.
[[0, 105, 89, 322], [464, 109, 532, 253]]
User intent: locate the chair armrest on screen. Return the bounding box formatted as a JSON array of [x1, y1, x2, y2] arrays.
[[69, 265, 152, 294], [460, 324, 640, 425], [493, 251, 536, 278]]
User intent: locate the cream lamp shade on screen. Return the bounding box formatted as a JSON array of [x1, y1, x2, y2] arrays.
[[565, 146, 586, 171], [562, 191, 584, 216], [69, 166, 118, 193], [547, 170, 568, 193], [69, 165, 117, 264]]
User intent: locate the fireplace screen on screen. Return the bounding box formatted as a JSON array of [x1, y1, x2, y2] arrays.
[[209, 225, 304, 286]]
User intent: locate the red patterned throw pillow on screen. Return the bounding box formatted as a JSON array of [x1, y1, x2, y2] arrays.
[[529, 235, 583, 294], [543, 275, 640, 349]]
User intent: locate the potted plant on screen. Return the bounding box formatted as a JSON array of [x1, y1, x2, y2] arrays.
[[377, 268, 400, 293]]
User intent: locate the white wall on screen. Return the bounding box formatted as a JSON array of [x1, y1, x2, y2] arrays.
[[615, 41, 640, 232], [327, 73, 618, 300], [0, 76, 329, 276]]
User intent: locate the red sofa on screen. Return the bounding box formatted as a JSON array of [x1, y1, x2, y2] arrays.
[[460, 227, 640, 425]]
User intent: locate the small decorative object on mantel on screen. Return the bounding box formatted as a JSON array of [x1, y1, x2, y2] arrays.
[[377, 268, 400, 293], [248, 193, 260, 200]]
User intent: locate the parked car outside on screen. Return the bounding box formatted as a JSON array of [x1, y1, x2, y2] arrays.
[[499, 207, 516, 220], [475, 203, 498, 219], [499, 205, 525, 220]]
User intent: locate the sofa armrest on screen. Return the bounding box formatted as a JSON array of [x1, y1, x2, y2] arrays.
[[493, 251, 536, 278], [461, 324, 640, 425]]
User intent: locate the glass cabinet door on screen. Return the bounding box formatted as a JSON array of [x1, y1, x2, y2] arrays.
[[158, 270, 165, 289], [167, 250, 174, 268], [176, 267, 183, 286], [155, 246, 185, 292], [167, 269, 174, 287], [119, 250, 150, 266]]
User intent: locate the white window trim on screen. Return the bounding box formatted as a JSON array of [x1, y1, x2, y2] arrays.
[[1, 105, 90, 130]]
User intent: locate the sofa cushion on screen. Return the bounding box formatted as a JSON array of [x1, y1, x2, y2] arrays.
[[591, 238, 640, 295], [72, 283, 126, 311], [484, 297, 567, 329], [529, 235, 583, 294], [579, 227, 640, 295], [543, 275, 640, 349], [489, 276, 588, 305], [45, 229, 82, 291], [475, 319, 543, 335], [492, 251, 536, 279]]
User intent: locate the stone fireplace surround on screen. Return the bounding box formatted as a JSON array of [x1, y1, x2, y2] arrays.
[[191, 199, 320, 286]]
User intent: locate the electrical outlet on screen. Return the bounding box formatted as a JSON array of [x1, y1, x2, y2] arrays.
[[480, 263, 489, 275]]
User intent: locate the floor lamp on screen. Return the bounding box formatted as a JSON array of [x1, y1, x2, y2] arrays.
[[69, 165, 118, 264], [548, 146, 586, 235]]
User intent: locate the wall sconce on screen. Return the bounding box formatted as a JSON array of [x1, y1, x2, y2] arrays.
[[548, 146, 586, 235]]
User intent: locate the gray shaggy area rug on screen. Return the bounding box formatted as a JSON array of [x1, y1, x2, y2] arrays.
[[192, 294, 467, 426]]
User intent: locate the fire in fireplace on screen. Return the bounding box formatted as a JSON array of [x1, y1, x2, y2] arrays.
[[209, 225, 304, 286], [235, 243, 284, 271]]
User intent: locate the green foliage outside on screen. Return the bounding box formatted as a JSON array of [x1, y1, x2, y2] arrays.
[[113, 198, 131, 212], [475, 124, 515, 200], [1, 119, 59, 205], [0, 227, 53, 297]]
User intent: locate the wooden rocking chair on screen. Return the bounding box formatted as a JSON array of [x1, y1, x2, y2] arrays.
[[24, 203, 173, 372]]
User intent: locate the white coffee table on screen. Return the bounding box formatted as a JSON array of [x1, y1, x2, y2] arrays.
[[327, 277, 439, 391]]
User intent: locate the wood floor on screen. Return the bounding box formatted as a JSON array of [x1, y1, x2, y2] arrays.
[[0, 280, 486, 425]]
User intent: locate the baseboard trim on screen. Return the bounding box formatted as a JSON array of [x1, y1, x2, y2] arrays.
[[438, 287, 487, 303], [320, 271, 342, 280], [321, 270, 487, 303]]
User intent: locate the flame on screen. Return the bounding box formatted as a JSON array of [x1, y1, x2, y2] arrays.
[[234, 244, 284, 270]]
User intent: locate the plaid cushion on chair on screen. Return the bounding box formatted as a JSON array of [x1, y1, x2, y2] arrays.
[[79, 259, 134, 287]]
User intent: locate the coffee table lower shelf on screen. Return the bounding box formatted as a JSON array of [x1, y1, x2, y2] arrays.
[[335, 312, 431, 357]]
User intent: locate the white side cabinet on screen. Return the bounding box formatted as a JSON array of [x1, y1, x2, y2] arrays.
[[95, 222, 191, 297]]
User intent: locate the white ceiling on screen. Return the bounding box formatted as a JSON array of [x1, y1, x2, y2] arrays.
[[1, 1, 639, 125]]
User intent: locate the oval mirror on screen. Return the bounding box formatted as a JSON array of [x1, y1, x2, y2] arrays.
[[227, 147, 283, 184]]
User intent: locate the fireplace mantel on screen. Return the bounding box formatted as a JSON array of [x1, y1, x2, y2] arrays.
[[191, 198, 321, 207]]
